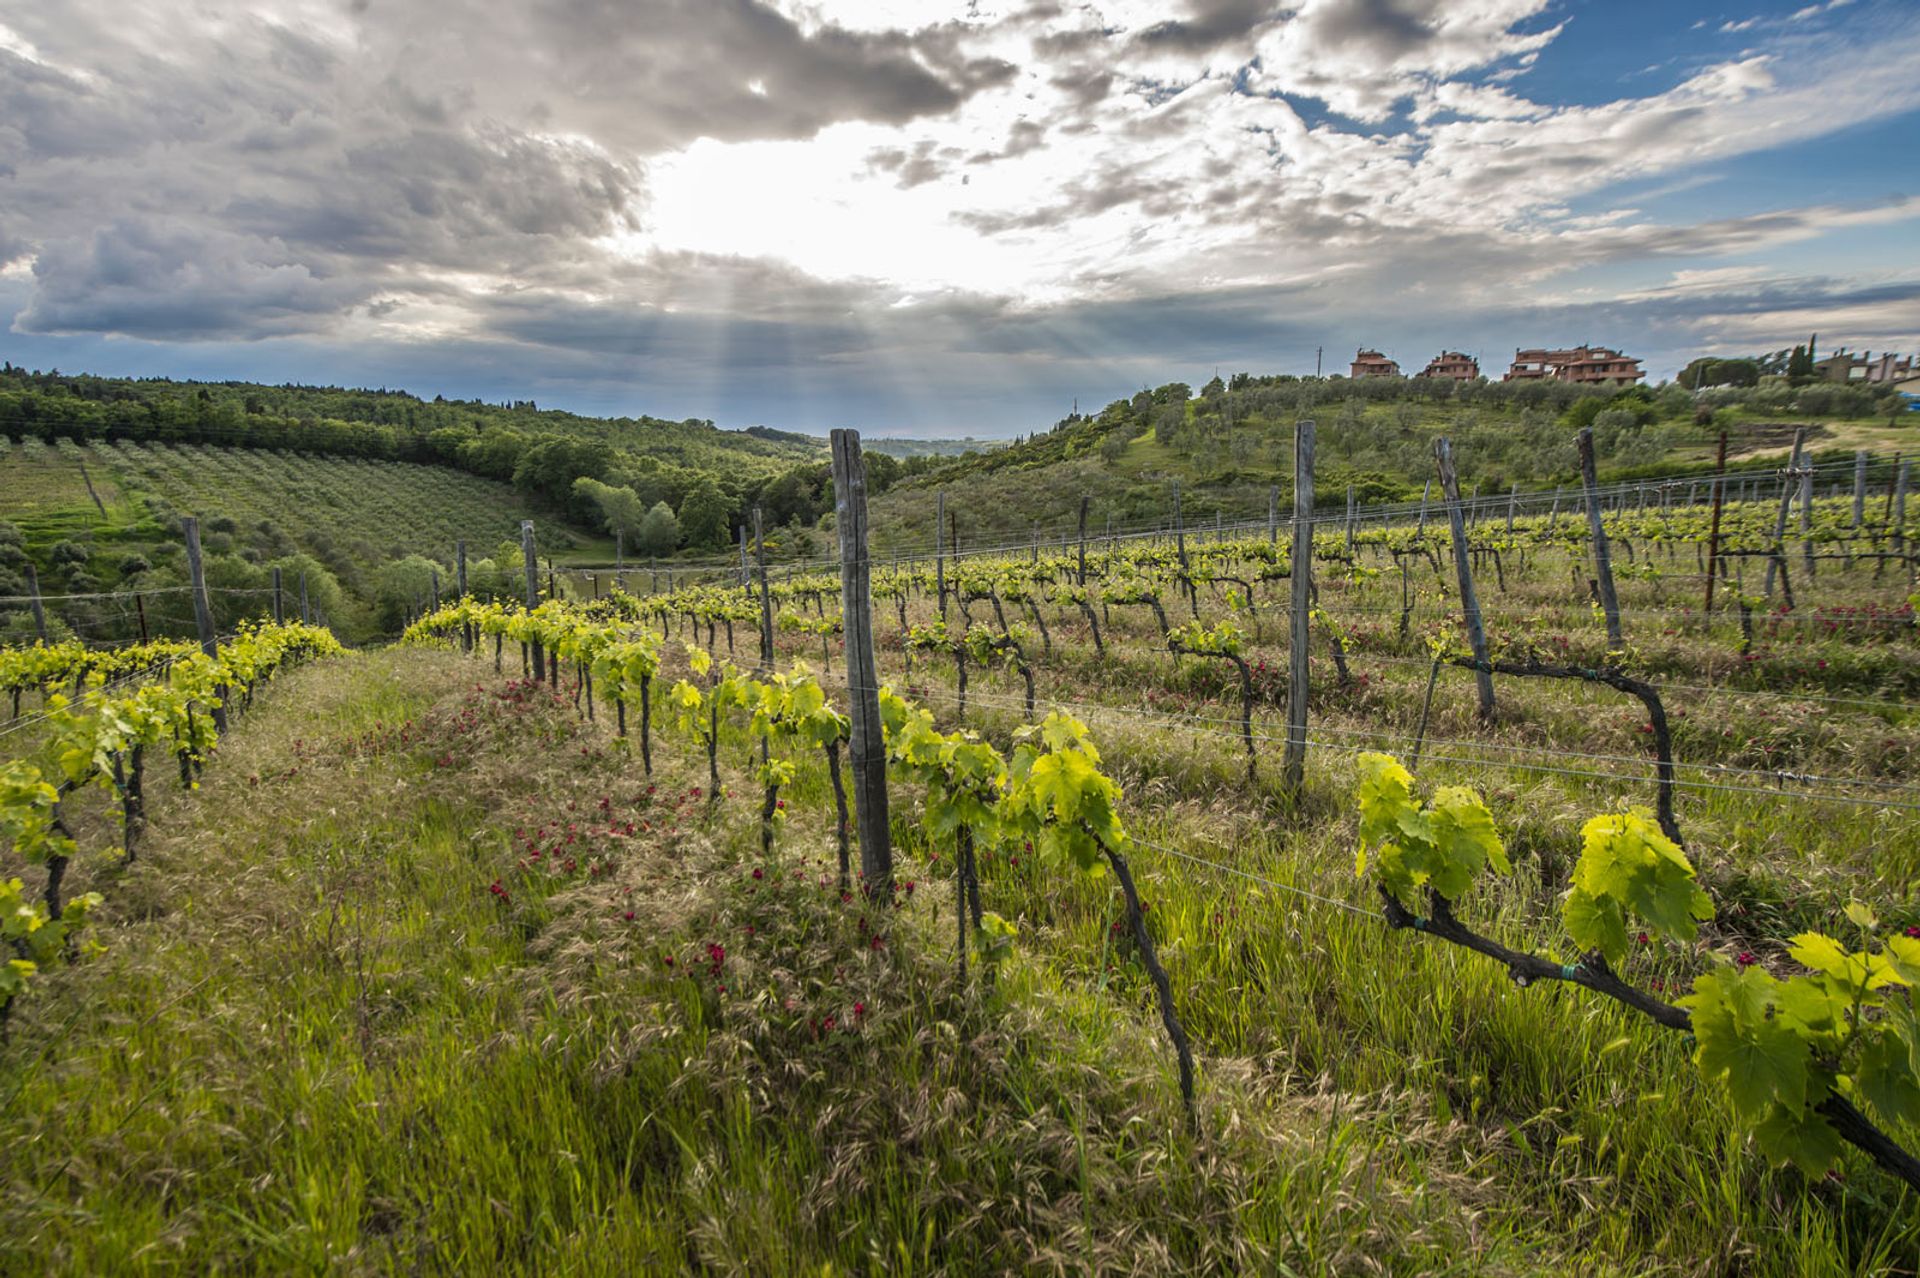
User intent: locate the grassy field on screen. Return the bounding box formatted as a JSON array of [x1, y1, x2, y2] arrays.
[[867, 399, 1920, 555], [3, 494, 1918, 1273], [0, 437, 605, 641]]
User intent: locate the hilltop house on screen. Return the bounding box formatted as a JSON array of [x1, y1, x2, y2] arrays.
[[1503, 346, 1644, 385], [1350, 349, 1400, 378], [1814, 350, 1914, 384], [1417, 352, 1479, 380]]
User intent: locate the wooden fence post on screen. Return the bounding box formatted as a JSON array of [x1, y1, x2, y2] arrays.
[[300, 572, 310, 624], [1578, 428, 1623, 650], [755, 506, 773, 673], [1895, 458, 1910, 553], [1284, 420, 1315, 796], [182, 516, 228, 733], [1267, 484, 1278, 546], [1704, 430, 1728, 616], [935, 489, 947, 621], [1766, 428, 1805, 598], [830, 430, 892, 899], [1077, 495, 1089, 586], [23, 563, 47, 643], [522, 520, 542, 681], [1434, 439, 1495, 719], [1854, 451, 1868, 529], [1799, 448, 1816, 581], [272, 567, 284, 625]]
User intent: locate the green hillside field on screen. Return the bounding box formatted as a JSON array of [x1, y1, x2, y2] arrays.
[[0, 436, 601, 643]]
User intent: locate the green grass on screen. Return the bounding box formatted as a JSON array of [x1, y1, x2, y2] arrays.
[[3, 551, 1918, 1273]]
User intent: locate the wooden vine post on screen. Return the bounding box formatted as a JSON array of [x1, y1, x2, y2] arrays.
[[272, 567, 284, 625], [1434, 438, 1494, 720], [1895, 458, 1910, 554], [936, 490, 948, 621], [1765, 429, 1805, 598], [1800, 447, 1816, 581], [1283, 419, 1314, 796], [521, 520, 542, 682], [456, 539, 471, 652], [182, 516, 228, 733], [754, 506, 774, 674], [1853, 450, 1868, 529], [1077, 494, 1089, 586], [23, 563, 47, 643], [1704, 430, 1728, 617], [830, 430, 892, 899], [1267, 483, 1279, 546], [1578, 428, 1624, 650]]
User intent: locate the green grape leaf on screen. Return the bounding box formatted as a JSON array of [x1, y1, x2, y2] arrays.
[[1564, 886, 1628, 966], [1751, 1102, 1843, 1178], [1843, 900, 1880, 931], [1856, 1029, 1920, 1128], [1683, 966, 1809, 1121], [1882, 935, 1920, 986]]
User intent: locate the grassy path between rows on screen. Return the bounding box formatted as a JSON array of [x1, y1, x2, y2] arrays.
[[3, 647, 1914, 1274]]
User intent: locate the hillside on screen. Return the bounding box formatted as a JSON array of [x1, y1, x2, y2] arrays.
[[867, 373, 1916, 553], [0, 436, 601, 643]]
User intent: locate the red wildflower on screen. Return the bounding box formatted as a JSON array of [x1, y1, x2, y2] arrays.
[[1736, 951, 1758, 967]]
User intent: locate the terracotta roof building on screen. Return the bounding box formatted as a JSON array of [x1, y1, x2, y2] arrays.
[[1417, 351, 1479, 380], [1503, 346, 1644, 385], [1350, 349, 1401, 378]]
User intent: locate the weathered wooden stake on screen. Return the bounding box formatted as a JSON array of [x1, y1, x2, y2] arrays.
[[935, 489, 948, 621], [1284, 420, 1315, 796], [1577, 428, 1623, 650], [1077, 495, 1089, 585], [754, 506, 774, 673], [1434, 438, 1494, 718], [272, 567, 284, 625], [830, 430, 892, 899], [182, 516, 228, 733], [521, 519, 542, 681], [1705, 430, 1728, 617], [1853, 450, 1868, 529], [23, 563, 48, 642]]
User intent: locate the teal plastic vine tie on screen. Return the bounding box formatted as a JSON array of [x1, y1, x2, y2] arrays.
[[1561, 964, 1579, 980]]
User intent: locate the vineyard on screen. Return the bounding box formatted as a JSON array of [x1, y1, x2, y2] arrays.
[[1, 428, 1917, 1274], [0, 436, 602, 643]]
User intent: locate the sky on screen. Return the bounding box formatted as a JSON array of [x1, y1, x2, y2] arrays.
[[1, 0, 1916, 437]]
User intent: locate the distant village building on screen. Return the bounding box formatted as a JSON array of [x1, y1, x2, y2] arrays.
[[1350, 349, 1401, 378], [1503, 346, 1644, 385], [1417, 351, 1479, 380], [1814, 349, 1914, 384]]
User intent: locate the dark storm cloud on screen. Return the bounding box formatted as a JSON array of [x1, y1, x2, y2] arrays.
[[16, 219, 369, 339], [1136, 0, 1281, 53], [0, 0, 1007, 345]]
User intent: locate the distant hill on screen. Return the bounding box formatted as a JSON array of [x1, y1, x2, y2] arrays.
[[862, 437, 1007, 460]]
